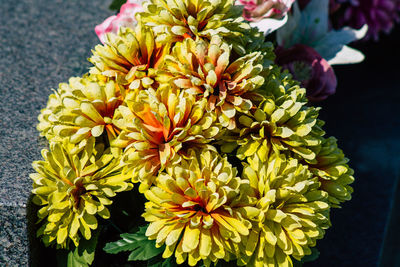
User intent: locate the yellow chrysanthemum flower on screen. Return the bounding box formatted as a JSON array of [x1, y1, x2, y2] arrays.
[[90, 23, 169, 89], [160, 35, 265, 129], [221, 85, 324, 162], [37, 88, 65, 142], [308, 137, 355, 208], [112, 86, 221, 192], [31, 138, 133, 248], [239, 154, 330, 267], [38, 75, 125, 147], [142, 150, 258, 266], [139, 0, 251, 54]]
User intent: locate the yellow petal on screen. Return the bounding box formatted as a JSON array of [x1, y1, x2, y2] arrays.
[[199, 229, 212, 257], [165, 223, 185, 246], [146, 220, 166, 237], [57, 226, 68, 245], [182, 225, 200, 252], [222, 215, 249, 236]]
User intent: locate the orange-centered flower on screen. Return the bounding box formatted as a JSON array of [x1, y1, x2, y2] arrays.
[[112, 86, 221, 192], [30, 139, 133, 248], [90, 23, 169, 90], [140, 0, 251, 53], [142, 150, 259, 266], [161, 35, 265, 129], [38, 75, 125, 146]]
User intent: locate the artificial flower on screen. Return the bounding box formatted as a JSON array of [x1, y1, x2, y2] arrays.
[[238, 154, 330, 267], [139, 0, 251, 54], [95, 0, 144, 43], [308, 137, 354, 208], [238, 0, 295, 21], [31, 138, 133, 248], [37, 75, 124, 147], [275, 44, 337, 102], [112, 86, 221, 192], [335, 0, 400, 40], [242, 27, 276, 63], [221, 83, 324, 162], [161, 35, 265, 129], [90, 23, 169, 88], [142, 149, 257, 266], [37, 87, 66, 142]]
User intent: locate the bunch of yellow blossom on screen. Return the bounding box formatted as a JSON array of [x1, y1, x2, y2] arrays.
[[32, 0, 354, 265]]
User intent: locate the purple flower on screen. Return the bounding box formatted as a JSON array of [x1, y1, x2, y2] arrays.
[[275, 44, 337, 102], [335, 0, 400, 40]]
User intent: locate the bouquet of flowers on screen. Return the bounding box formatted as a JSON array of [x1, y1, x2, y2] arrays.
[[30, 0, 398, 266]]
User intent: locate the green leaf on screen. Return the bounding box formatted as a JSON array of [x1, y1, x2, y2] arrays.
[[301, 247, 320, 263], [109, 0, 127, 11], [293, 247, 320, 267], [65, 229, 100, 267], [103, 226, 164, 261], [293, 260, 303, 267], [67, 252, 88, 267], [147, 255, 177, 267]]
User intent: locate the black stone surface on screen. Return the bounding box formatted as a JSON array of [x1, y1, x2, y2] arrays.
[[0, 0, 399, 266], [0, 0, 112, 265]]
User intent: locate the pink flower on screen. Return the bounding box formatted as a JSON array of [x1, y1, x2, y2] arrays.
[[275, 44, 337, 102], [238, 0, 295, 21], [95, 0, 143, 43]]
